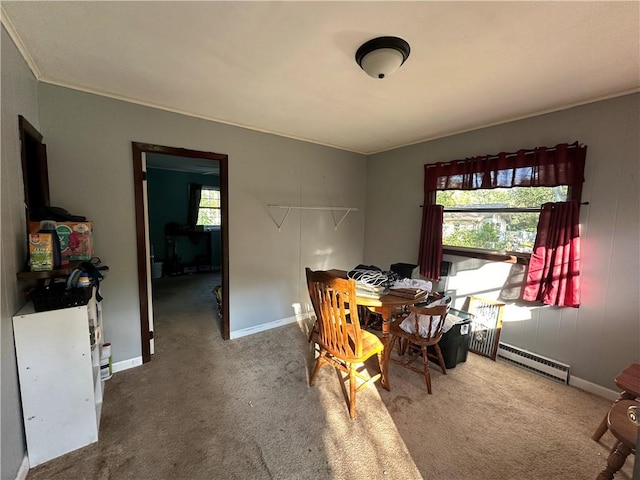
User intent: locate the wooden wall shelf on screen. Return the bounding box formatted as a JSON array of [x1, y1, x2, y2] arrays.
[[17, 262, 82, 281], [267, 205, 358, 231]]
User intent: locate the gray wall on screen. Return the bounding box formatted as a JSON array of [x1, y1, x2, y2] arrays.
[[1, 25, 39, 480], [36, 83, 367, 361], [364, 93, 640, 389]]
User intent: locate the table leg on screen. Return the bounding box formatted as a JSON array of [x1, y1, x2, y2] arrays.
[[593, 391, 635, 441], [378, 306, 392, 391]]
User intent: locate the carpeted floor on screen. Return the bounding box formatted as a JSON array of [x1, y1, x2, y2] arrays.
[[26, 274, 634, 480]]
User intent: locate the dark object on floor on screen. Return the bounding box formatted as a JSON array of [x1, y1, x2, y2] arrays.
[[213, 285, 222, 317], [430, 317, 472, 369]]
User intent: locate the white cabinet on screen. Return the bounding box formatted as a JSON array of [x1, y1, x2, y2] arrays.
[[12, 288, 103, 467]]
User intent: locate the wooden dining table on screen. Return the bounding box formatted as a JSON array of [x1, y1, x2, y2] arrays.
[[327, 269, 429, 390]]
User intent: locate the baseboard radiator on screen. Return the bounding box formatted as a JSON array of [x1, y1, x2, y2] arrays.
[[497, 343, 570, 384]]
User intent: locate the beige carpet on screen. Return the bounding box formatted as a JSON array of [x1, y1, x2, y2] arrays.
[[26, 274, 634, 480]]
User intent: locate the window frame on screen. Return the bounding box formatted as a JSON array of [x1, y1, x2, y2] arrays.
[[196, 186, 221, 229], [436, 186, 572, 260]]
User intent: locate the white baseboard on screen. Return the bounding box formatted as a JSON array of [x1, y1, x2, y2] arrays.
[[569, 375, 618, 400], [112, 356, 143, 373], [15, 455, 29, 480], [230, 313, 312, 339]]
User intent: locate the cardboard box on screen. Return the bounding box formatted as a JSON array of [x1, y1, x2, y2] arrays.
[[29, 221, 93, 262], [29, 233, 54, 271], [56, 222, 93, 261]]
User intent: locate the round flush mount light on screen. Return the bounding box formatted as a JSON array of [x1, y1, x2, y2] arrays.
[[355, 36, 411, 79]]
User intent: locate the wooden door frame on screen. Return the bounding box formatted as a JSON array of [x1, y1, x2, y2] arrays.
[[132, 142, 230, 363]]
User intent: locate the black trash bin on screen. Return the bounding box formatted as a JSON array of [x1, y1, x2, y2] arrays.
[[430, 308, 472, 369]]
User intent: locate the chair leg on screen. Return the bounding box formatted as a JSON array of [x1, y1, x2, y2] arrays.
[[308, 319, 318, 343], [310, 350, 327, 386], [596, 441, 632, 480], [398, 338, 407, 355], [592, 413, 610, 442], [360, 306, 371, 328], [433, 344, 447, 375], [389, 335, 398, 357], [348, 362, 357, 419], [421, 346, 432, 394], [376, 350, 386, 390]]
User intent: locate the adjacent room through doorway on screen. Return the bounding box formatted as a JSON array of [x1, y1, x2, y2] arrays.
[[131, 143, 229, 363]]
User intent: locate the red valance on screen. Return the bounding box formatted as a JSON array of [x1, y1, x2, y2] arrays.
[[424, 142, 586, 193]]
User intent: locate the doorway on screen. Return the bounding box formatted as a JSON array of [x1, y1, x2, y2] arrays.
[[132, 142, 229, 363]]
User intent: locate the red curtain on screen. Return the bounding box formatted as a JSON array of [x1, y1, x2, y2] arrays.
[[418, 204, 443, 280], [523, 201, 581, 307], [187, 183, 203, 228]]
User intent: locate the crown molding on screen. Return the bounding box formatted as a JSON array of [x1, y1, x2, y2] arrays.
[[1, 7, 41, 80]]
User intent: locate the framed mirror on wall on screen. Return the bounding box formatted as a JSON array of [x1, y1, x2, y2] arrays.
[[19, 115, 50, 225]]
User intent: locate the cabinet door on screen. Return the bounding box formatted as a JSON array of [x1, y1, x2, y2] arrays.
[[13, 305, 98, 467]]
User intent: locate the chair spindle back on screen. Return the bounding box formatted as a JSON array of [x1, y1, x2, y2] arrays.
[[306, 268, 363, 360]]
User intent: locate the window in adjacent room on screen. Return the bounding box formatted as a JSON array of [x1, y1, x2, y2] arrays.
[[196, 187, 221, 228], [437, 186, 568, 253]]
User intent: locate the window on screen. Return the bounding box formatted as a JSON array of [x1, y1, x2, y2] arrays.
[[438, 186, 567, 253], [196, 187, 221, 227], [419, 142, 586, 280]]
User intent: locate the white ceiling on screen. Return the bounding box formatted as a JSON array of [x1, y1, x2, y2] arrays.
[[2, 1, 638, 155]]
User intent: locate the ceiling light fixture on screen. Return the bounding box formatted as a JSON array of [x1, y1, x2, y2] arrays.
[[355, 36, 411, 79]]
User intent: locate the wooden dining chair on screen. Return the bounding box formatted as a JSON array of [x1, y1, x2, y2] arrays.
[[305, 268, 385, 419], [595, 399, 638, 479], [388, 304, 449, 393]]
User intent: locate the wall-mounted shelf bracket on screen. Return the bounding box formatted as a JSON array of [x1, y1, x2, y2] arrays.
[[267, 205, 358, 231]]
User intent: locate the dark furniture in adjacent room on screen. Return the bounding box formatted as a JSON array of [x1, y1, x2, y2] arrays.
[[164, 223, 212, 275]]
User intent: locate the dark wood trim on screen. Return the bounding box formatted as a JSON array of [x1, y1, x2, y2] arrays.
[[131, 144, 150, 362], [18, 115, 50, 223], [132, 142, 230, 364], [19, 115, 43, 143], [218, 150, 230, 340]]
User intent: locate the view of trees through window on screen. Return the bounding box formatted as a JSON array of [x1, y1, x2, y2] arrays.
[[196, 187, 221, 227], [436, 186, 567, 253]]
